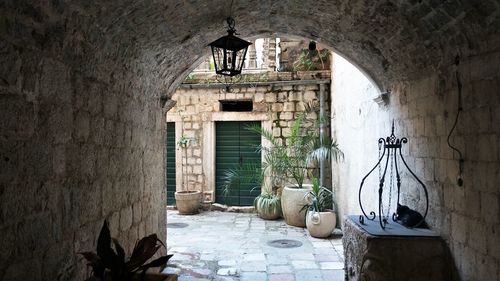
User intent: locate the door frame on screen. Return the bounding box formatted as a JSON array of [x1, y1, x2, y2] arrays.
[[167, 112, 270, 203], [208, 112, 270, 203]]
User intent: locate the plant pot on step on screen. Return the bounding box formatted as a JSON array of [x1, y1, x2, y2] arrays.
[[175, 190, 201, 215], [281, 184, 312, 227], [306, 210, 336, 238]]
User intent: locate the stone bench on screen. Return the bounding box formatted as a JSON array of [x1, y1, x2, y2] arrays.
[[342, 216, 450, 281]]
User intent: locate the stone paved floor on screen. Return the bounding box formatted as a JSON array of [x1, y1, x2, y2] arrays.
[[164, 210, 345, 281]]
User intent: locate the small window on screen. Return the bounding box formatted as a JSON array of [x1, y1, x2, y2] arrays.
[[220, 100, 253, 112]]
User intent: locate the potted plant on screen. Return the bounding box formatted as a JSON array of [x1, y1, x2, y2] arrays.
[[247, 104, 343, 227], [79, 221, 176, 281], [221, 162, 281, 219], [302, 177, 336, 238], [254, 188, 281, 220], [175, 134, 201, 214]]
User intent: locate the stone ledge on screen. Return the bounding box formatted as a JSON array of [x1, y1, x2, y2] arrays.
[[206, 203, 255, 213], [166, 204, 255, 214]]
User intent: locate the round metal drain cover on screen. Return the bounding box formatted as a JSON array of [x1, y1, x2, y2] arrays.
[[267, 239, 303, 248], [167, 223, 189, 228]]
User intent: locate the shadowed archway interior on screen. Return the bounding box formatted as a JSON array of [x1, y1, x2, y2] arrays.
[[0, 1, 499, 280]]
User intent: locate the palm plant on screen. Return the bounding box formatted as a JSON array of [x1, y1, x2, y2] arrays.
[[221, 161, 281, 219], [246, 103, 343, 189], [221, 161, 263, 200]]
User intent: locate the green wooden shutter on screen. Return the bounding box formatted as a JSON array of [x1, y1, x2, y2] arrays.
[[215, 121, 261, 206], [166, 122, 176, 205]]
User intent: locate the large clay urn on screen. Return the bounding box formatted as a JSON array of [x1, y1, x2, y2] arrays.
[[175, 190, 201, 215], [281, 185, 312, 227]]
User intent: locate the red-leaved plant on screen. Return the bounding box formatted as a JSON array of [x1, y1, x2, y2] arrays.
[[79, 221, 173, 281]]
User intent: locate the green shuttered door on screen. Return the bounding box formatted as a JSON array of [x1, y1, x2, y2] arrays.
[[216, 121, 261, 206], [166, 122, 176, 205]]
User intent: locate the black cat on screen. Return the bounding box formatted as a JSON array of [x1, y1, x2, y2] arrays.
[[396, 203, 428, 228]]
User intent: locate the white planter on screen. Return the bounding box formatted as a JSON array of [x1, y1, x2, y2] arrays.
[[281, 185, 312, 227], [306, 211, 336, 238]]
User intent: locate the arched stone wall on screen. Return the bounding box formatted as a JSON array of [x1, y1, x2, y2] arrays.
[[1, 1, 499, 280]]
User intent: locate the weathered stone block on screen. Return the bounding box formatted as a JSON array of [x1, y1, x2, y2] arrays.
[[283, 102, 295, 112], [265, 93, 277, 102], [480, 191, 498, 223], [133, 201, 142, 225], [295, 101, 305, 111], [272, 127, 281, 137], [303, 91, 317, 101], [253, 103, 267, 111], [343, 218, 449, 281], [273, 92, 284, 102], [193, 165, 202, 175], [272, 103, 284, 111], [280, 112, 293, 120], [120, 206, 133, 231], [0, 94, 35, 137], [254, 93, 264, 102], [39, 58, 72, 105]]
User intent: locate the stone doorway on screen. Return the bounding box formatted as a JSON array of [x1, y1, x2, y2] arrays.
[[215, 121, 262, 206]]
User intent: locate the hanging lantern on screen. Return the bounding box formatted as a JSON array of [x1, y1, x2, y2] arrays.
[[208, 17, 251, 77]]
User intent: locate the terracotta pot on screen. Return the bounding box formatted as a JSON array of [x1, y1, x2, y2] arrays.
[[281, 185, 312, 227], [306, 210, 336, 238], [175, 190, 201, 215]]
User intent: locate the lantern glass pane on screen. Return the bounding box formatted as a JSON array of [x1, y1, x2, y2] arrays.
[[235, 48, 248, 73], [227, 51, 237, 70], [213, 47, 221, 72]]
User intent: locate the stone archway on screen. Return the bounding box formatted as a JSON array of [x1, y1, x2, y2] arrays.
[[1, 1, 499, 280]]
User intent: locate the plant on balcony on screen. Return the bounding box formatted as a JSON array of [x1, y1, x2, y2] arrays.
[[292, 49, 330, 71]]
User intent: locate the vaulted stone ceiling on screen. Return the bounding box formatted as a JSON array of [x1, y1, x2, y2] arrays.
[[3, 0, 499, 96]]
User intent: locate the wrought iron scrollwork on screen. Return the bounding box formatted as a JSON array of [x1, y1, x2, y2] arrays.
[[358, 122, 429, 229]]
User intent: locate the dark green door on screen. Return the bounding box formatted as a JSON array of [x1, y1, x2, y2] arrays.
[[216, 121, 261, 206], [166, 122, 176, 205]]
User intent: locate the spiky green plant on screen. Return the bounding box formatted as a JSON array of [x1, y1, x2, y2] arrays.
[[292, 49, 330, 71], [221, 161, 281, 217], [301, 176, 333, 213], [221, 161, 263, 201], [246, 102, 343, 189], [253, 188, 281, 217]]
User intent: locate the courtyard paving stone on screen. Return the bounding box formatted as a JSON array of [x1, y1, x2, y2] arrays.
[[295, 270, 323, 281], [320, 270, 345, 281], [268, 274, 295, 281], [268, 265, 293, 274], [166, 210, 344, 280]]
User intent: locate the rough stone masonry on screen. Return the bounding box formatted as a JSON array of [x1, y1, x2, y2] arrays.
[[167, 70, 332, 203], [0, 1, 499, 281]]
